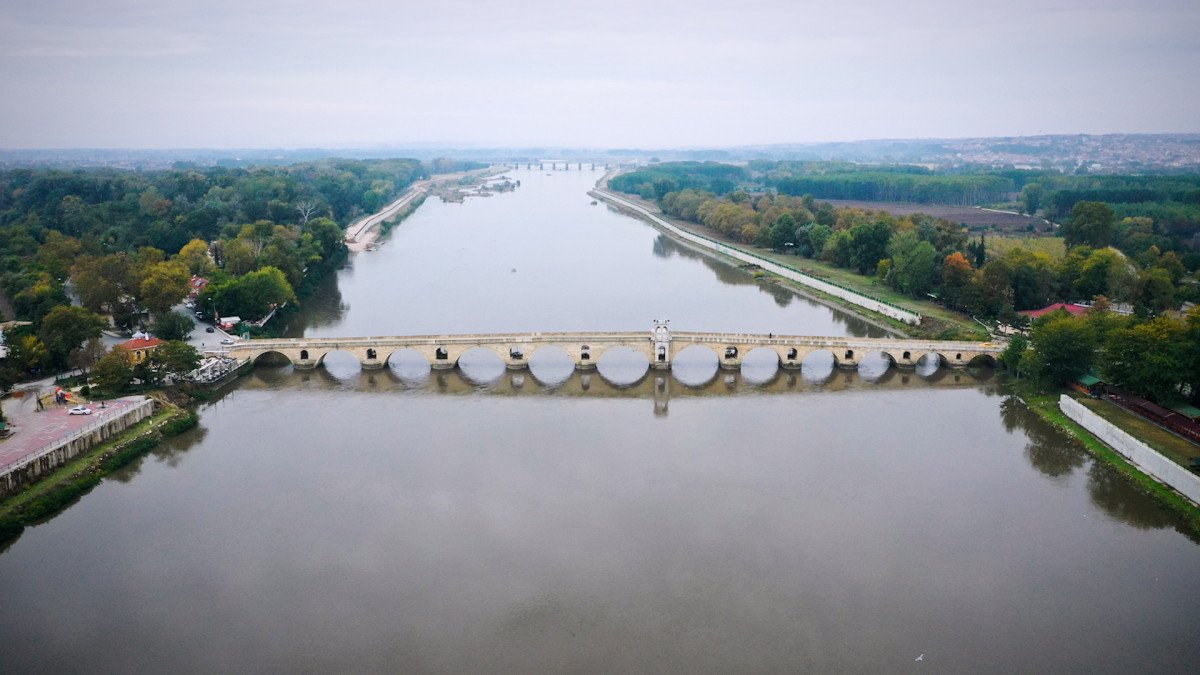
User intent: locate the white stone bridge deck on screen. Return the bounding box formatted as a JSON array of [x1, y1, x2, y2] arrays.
[[226, 326, 1004, 372]]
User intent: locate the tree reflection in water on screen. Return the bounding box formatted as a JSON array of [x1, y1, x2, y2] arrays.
[[999, 394, 1187, 536], [1001, 396, 1086, 479]]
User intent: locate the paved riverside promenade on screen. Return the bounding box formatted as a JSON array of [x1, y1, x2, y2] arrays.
[[1, 396, 153, 497], [225, 325, 1004, 372]]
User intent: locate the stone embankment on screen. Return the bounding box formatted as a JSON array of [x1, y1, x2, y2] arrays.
[[0, 398, 154, 498]]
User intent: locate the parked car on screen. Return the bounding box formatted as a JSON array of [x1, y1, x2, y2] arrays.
[[68, 406, 93, 415], [220, 338, 236, 345]]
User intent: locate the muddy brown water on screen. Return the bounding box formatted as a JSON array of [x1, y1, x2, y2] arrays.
[[1, 169, 1197, 673]]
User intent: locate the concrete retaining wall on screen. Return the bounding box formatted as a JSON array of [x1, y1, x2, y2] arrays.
[[1060, 395, 1200, 506], [0, 398, 155, 499], [592, 189, 923, 325]]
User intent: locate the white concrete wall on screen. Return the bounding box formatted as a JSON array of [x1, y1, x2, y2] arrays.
[[593, 190, 923, 325], [1060, 395, 1200, 506]]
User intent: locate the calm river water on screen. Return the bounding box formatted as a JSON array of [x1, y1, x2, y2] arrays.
[[1, 169, 1198, 672]]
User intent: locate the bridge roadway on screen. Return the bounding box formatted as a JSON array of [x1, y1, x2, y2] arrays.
[[225, 327, 1004, 373]]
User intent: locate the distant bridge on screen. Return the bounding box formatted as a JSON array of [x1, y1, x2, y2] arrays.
[[225, 323, 1003, 373]]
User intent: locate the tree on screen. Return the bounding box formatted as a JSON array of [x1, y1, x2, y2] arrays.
[[768, 213, 798, 252], [806, 223, 832, 259], [849, 220, 893, 274], [941, 252, 974, 309], [821, 229, 853, 267], [1028, 314, 1097, 385], [177, 239, 212, 276], [1021, 183, 1043, 215], [136, 340, 200, 385], [888, 231, 937, 297], [1102, 317, 1187, 402], [1134, 268, 1177, 316], [295, 200, 320, 224], [8, 333, 49, 374], [38, 305, 106, 369], [68, 337, 107, 378], [139, 261, 191, 316], [222, 238, 257, 276], [1063, 201, 1115, 248], [998, 333, 1030, 376], [205, 266, 297, 320], [152, 311, 196, 341], [92, 350, 133, 392]]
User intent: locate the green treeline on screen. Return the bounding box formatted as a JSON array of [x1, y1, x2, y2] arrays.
[[608, 162, 748, 200], [612, 168, 1200, 329], [0, 158, 428, 322], [0, 157, 461, 388], [1005, 306, 1200, 406]]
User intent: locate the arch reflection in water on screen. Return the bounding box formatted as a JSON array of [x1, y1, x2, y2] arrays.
[[319, 350, 361, 380], [238, 364, 995, 416], [527, 345, 575, 387], [386, 348, 432, 384], [456, 347, 507, 385], [740, 347, 783, 386]]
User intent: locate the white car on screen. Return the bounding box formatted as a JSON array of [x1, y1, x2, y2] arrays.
[[68, 406, 93, 415], [220, 337, 237, 345]]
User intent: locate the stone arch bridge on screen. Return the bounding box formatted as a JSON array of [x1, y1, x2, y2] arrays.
[[225, 325, 1003, 373]]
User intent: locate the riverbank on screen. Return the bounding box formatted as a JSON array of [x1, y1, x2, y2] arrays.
[[591, 187, 917, 338], [0, 400, 197, 545], [1015, 386, 1200, 538], [594, 183, 992, 341], [346, 165, 508, 252]]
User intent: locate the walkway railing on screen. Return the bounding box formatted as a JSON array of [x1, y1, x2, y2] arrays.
[[0, 399, 154, 476]]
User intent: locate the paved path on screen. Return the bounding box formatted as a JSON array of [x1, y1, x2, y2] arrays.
[[0, 396, 146, 473]]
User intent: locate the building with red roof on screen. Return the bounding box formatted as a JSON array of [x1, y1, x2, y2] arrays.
[[118, 336, 164, 364], [1018, 303, 1090, 319]]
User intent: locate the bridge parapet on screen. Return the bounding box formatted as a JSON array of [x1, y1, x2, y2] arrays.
[[227, 329, 1003, 374]]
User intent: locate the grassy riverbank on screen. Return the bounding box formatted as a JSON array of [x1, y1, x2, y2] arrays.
[[0, 402, 198, 545], [1015, 385, 1200, 536], [600, 189, 987, 341]]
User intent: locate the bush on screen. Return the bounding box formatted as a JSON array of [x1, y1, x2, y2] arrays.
[[160, 411, 199, 437]]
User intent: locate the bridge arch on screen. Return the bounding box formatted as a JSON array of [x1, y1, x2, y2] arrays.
[[672, 344, 719, 388], [456, 347, 507, 384], [527, 344, 575, 387], [319, 349, 362, 378], [741, 347, 782, 385], [966, 353, 998, 368], [595, 346, 650, 388], [799, 350, 840, 383], [856, 350, 897, 381], [251, 350, 295, 367], [385, 347, 432, 381]]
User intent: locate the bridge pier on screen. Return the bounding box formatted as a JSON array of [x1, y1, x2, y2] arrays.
[[225, 328, 1004, 380]]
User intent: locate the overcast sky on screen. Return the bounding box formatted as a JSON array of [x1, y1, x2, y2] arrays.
[[1, 0, 1198, 149]]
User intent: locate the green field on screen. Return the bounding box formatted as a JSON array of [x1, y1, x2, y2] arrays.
[[986, 234, 1067, 261]]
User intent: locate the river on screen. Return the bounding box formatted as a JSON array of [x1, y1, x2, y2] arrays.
[[1, 169, 1198, 672]]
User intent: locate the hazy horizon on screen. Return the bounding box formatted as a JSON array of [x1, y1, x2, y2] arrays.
[[3, 0, 1198, 149]]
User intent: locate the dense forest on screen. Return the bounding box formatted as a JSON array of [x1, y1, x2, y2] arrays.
[[0, 158, 480, 389]]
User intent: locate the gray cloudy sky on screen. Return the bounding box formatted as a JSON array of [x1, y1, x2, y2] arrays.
[[2, 0, 1198, 148]]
